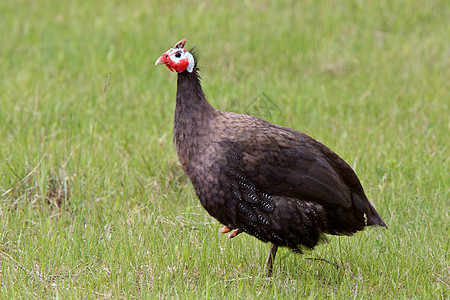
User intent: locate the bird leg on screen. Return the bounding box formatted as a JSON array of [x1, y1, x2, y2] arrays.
[[219, 226, 243, 238], [266, 243, 278, 277]]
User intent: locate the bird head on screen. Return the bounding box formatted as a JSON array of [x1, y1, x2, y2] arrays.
[[155, 39, 195, 73]]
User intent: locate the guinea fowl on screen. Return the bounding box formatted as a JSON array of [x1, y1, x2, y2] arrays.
[[155, 39, 386, 276]]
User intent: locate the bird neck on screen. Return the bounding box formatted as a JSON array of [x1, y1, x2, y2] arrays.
[[174, 68, 215, 144], [175, 68, 213, 112]]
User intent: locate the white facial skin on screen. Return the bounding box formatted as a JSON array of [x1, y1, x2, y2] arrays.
[[166, 48, 195, 73]]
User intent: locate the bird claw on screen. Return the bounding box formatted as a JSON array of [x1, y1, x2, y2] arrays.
[[219, 226, 232, 234], [219, 226, 242, 238], [228, 229, 243, 239]]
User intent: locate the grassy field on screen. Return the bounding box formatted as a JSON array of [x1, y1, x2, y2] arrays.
[[0, 0, 448, 298]]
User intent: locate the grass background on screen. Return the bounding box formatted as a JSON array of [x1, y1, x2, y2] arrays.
[[0, 0, 448, 298]]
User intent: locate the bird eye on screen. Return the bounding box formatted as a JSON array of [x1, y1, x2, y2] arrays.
[[175, 51, 182, 58]]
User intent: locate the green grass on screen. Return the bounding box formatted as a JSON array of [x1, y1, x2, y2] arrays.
[[0, 0, 448, 298]]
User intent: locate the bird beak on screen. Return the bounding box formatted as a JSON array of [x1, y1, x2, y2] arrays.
[[155, 55, 166, 66], [155, 51, 177, 72]]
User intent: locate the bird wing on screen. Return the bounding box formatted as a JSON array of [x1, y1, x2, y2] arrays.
[[216, 115, 353, 208], [214, 135, 340, 248], [208, 113, 384, 245]]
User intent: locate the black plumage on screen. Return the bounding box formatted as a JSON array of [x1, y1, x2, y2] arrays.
[[155, 40, 386, 275]]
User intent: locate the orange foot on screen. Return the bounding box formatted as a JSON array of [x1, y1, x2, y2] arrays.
[[228, 229, 243, 239], [219, 226, 243, 238], [219, 226, 232, 234]]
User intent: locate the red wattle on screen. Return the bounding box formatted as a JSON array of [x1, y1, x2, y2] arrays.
[[170, 59, 189, 72]]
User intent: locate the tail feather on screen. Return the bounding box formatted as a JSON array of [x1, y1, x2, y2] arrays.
[[325, 193, 387, 235], [366, 200, 387, 228], [353, 193, 387, 229]]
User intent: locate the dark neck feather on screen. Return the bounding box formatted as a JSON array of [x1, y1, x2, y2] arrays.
[[173, 67, 215, 146], [175, 68, 212, 111]]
